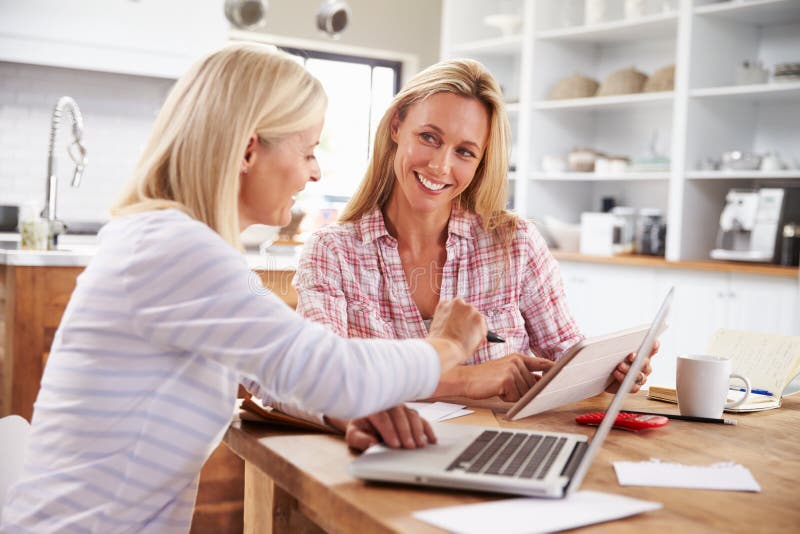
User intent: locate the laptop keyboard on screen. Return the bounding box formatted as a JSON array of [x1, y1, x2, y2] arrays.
[[446, 431, 568, 479]]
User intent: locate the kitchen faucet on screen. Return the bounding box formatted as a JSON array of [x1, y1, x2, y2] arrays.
[[43, 96, 88, 249]]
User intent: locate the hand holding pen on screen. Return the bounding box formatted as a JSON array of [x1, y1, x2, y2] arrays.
[[426, 298, 488, 369], [486, 330, 505, 343]]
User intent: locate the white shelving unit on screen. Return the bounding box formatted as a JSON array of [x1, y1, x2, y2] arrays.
[[687, 170, 800, 180], [441, 0, 800, 262], [533, 91, 674, 110], [690, 81, 800, 101], [530, 171, 671, 181], [693, 0, 800, 23], [535, 11, 679, 42], [449, 35, 524, 55]]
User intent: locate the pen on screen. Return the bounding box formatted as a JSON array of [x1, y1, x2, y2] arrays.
[[623, 410, 737, 426], [486, 330, 505, 343], [734, 387, 773, 397]]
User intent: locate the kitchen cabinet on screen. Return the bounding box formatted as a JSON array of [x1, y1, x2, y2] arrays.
[[727, 272, 800, 335], [0, 0, 228, 78], [652, 269, 730, 382], [557, 257, 799, 387], [559, 261, 659, 336], [441, 0, 800, 262]]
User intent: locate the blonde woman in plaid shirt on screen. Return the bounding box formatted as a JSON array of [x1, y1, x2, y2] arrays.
[[294, 59, 656, 450]]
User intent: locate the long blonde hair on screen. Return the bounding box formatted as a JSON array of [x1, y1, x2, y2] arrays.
[[340, 58, 516, 240], [112, 43, 327, 248]]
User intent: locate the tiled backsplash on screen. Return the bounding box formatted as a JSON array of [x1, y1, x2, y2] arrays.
[[0, 62, 174, 222]]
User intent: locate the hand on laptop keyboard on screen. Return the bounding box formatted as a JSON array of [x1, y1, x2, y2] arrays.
[[342, 404, 436, 452]]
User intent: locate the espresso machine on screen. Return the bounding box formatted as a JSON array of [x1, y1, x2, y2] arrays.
[[710, 188, 799, 263]]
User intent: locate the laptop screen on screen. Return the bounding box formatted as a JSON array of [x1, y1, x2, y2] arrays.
[[566, 287, 674, 496]]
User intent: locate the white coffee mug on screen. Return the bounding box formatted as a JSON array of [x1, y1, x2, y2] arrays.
[[676, 355, 751, 418]]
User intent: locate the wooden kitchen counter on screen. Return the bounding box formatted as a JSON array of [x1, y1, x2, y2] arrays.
[[552, 251, 799, 278]]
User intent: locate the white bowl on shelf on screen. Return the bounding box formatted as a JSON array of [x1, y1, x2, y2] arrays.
[[544, 216, 581, 253], [483, 13, 522, 37]]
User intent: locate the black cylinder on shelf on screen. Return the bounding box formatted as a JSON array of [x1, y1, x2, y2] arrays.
[[780, 223, 800, 267], [601, 196, 616, 213]]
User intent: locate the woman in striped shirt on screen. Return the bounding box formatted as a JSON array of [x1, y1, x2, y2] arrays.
[[1, 44, 487, 533], [292, 59, 657, 450]]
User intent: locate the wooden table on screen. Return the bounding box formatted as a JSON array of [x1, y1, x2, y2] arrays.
[[223, 394, 800, 533]]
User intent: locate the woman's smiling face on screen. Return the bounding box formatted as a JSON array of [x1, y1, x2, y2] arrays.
[[389, 92, 489, 216]]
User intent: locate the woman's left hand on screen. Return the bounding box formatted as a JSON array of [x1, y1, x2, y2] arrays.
[[335, 405, 437, 452], [606, 339, 660, 394]]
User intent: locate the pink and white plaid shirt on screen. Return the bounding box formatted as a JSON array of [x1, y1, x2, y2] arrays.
[[293, 206, 583, 365]]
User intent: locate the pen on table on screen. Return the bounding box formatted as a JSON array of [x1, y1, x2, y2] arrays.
[[486, 330, 505, 343], [623, 410, 737, 426]]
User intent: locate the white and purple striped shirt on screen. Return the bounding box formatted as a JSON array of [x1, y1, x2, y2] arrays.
[[1, 209, 439, 533]]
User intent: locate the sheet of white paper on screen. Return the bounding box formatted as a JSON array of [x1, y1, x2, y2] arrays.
[[413, 491, 661, 534], [405, 402, 466, 422], [438, 409, 474, 421], [614, 459, 761, 492]]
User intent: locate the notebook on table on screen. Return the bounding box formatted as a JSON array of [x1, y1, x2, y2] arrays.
[[349, 288, 673, 498]]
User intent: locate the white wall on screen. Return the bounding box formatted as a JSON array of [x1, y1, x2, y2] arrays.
[[0, 62, 173, 222], [254, 0, 442, 69], [0, 0, 442, 223]]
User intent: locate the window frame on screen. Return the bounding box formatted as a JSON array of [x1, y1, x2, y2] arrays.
[[228, 30, 419, 86], [278, 46, 403, 94]]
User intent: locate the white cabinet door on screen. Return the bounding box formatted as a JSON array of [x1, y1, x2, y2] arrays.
[[555, 261, 798, 388], [558, 261, 595, 335], [0, 0, 228, 78], [650, 269, 730, 388], [728, 273, 800, 336], [557, 261, 658, 338]]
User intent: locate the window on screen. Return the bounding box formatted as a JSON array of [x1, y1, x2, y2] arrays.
[[281, 47, 401, 203]]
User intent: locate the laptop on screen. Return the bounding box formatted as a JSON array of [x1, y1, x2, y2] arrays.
[[349, 288, 673, 498]]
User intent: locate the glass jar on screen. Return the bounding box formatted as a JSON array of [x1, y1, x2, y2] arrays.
[[637, 208, 666, 256], [19, 202, 49, 251], [611, 206, 637, 254]]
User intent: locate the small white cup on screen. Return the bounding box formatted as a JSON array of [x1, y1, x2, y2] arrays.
[[676, 354, 751, 418]]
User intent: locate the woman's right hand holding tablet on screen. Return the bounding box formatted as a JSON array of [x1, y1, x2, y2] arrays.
[[425, 298, 487, 373]]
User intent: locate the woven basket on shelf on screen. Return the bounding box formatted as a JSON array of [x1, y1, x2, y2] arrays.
[[644, 64, 675, 92], [597, 67, 648, 96], [548, 74, 599, 100]]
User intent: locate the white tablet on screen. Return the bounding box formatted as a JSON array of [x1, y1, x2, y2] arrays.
[[505, 324, 662, 421]]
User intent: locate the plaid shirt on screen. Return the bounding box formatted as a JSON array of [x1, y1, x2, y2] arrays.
[[293, 206, 583, 365]]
